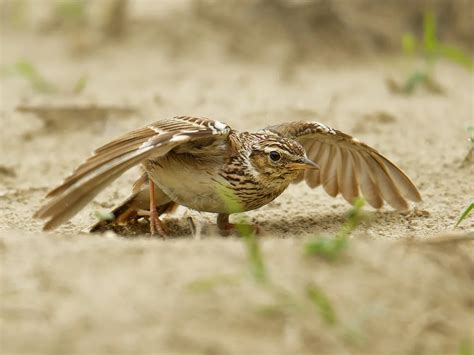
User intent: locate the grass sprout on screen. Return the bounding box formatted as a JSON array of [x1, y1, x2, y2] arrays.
[[455, 203, 474, 228], [55, 0, 87, 27], [5, 60, 57, 93], [241, 228, 267, 284], [391, 10, 473, 95], [186, 184, 340, 327], [305, 198, 365, 261], [217, 185, 268, 284], [304, 235, 348, 261], [73, 75, 88, 94], [306, 282, 337, 326], [2, 59, 88, 95]]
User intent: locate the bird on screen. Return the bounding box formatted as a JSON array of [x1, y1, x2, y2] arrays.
[[34, 116, 421, 236]]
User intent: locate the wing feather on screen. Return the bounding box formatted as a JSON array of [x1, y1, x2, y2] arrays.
[[41, 152, 151, 230], [308, 141, 330, 188], [351, 151, 383, 208], [264, 121, 421, 210], [371, 153, 421, 202], [47, 131, 174, 197], [302, 141, 322, 187], [340, 149, 359, 204], [35, 116, 230, 229], [321, 145, 339, 197], [362, 154, 408, 210]]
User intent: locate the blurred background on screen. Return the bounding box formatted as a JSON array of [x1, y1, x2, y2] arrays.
[[1, 0, 473, 61], [1, 2, 473, 355], [1, 0, 472, 129]]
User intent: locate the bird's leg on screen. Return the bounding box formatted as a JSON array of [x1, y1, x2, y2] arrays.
[[217, 213, 233, 236], [115, 208, 138, 224], [217, 213, 262, 237], [149, 180, 167, 237]]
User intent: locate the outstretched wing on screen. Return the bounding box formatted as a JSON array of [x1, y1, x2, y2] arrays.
[[264, 121, 421, 210], [35, 116, 231, 230]]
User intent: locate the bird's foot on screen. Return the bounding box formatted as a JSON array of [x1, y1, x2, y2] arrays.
[[138, 208, 168, 237], [147, 180, 167, 237]]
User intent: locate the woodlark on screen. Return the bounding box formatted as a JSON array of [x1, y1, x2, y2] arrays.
[[34, 116, 421, 236]]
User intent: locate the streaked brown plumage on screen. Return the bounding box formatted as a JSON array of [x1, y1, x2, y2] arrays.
[[34, 116, 421, 236]]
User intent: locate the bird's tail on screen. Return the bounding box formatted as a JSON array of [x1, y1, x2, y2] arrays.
[[86, 182, 178, 233], [33, 130, 176, 230]]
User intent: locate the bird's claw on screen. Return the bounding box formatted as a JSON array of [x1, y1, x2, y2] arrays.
[[149, 209, 168, 237]]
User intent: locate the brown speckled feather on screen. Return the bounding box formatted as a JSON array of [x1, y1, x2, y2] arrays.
[[34, 116, 230, 229]]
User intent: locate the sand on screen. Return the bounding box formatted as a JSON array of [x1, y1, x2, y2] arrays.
[[1, 6, 473, 354]]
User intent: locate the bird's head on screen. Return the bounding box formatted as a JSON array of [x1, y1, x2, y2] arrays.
[[249, 136, 319, 181]]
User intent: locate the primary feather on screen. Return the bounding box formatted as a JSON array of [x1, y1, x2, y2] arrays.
[[34, 116, 230, 229], [264, 121, 421, 209]]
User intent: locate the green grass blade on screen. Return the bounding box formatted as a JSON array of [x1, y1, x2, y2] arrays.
[[73, 75, 88, 94], [216, 185, 268, 284], [56, 0, 87, 24], [403, 71, 428, 94], [423, 10, 438, 61], [336, 197, 365, 239], [304, 236, 348, 261], [438, 44, 474, 72], [306, 283, 337, 325], [402, 33, 417, 56], [13, 60, 56, 93], [455, 203, 474, 227], [242, 231, 267, 284], [305, 198, 365, 261]]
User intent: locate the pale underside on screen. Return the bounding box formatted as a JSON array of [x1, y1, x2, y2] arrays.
[[144, 150, 240, 214]]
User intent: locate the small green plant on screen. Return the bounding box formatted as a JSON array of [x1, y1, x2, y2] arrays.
[[73, 75, 88, 94], [306, 282, 337, 326], [305, 198, 365, 261], [392, 10, 473, 95], [2, 59, 88, 94], [216, 185, 268, 284], [6, 60, 57, 93], [241, 227, 268, 284], [55, 0, 87, 28], [455, 203, 474, 228], [188, 184, 339, 327]]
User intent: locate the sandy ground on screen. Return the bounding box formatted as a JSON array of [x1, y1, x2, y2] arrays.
[[1, 21, 473, 355]]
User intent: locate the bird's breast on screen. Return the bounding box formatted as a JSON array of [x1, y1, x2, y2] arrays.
[[144, 153, 290, 214], [144, 153, 239, 213]]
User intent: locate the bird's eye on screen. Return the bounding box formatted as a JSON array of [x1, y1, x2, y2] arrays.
[[269, 151, 281, 162]]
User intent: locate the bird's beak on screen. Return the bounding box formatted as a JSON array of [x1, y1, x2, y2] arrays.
[[290, 157, 320, 170]]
